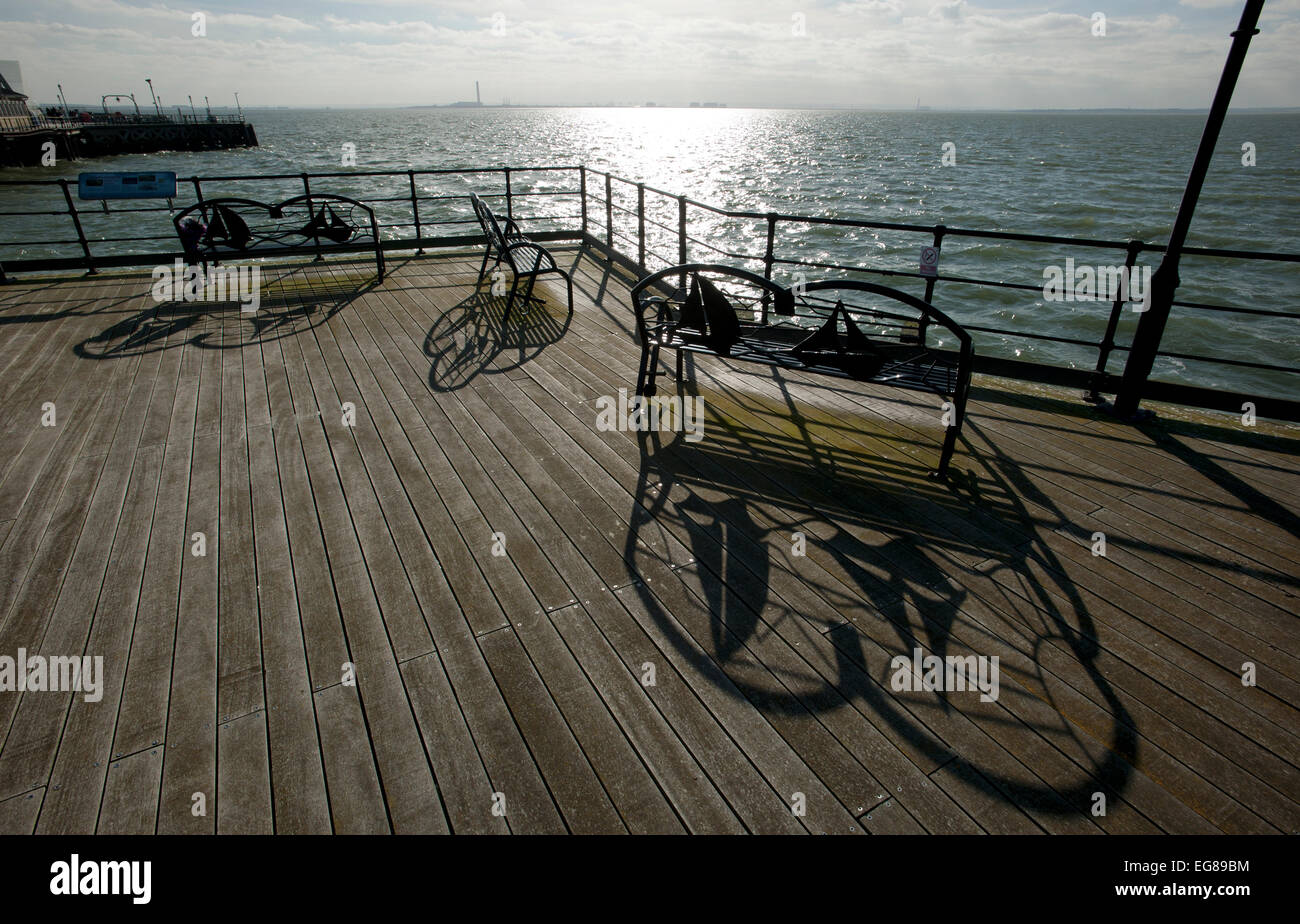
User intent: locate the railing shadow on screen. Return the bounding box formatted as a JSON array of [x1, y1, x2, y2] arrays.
[[73, 261, 381, 359], [618, 383, 1136, 820], [423, 280, 573, 392]]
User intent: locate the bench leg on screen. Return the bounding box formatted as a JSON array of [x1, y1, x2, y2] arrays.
[[503, 275, 519, 328], [519, 272, 539, 317], [931, 397, 966, 480], [636, 342, 661, 397], [477, 244, 493, 286]]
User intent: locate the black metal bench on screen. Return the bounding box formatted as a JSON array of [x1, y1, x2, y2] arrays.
[[172, 193, 385, 281], [630, 264, 973, 478], [470, 192, 573, 326]]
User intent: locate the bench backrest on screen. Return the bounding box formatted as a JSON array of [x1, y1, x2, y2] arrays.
[[630, 264, 792, 339], [173, 193, 384, 281], [470, 193, 510, 255]]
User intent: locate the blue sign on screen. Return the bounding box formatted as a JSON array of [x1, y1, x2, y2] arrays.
[[78, 171, 177, 200]]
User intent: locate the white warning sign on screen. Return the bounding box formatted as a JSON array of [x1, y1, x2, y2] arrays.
[[919, 245, 940, 277]]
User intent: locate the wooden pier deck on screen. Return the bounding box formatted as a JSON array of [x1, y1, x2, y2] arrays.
[[0, 247, 1296, 834]]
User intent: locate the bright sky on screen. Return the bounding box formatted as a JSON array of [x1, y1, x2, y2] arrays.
[[2, 0, 1296, 109]]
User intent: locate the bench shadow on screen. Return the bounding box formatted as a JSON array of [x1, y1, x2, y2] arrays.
[[617, 381, 1137, 822], [73, 261, 381, 359], [424, 280, 573, 392]]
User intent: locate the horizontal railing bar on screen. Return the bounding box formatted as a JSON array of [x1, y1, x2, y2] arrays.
[[1152, 350, 1299, 373]]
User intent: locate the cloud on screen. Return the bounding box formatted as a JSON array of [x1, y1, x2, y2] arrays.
[[3, 0, 1297, 109]]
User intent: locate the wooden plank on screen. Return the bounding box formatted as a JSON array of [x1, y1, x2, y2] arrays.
[[400, 652, 508, 835], [549, 604, 747, 833], [312, 683, 390, 833], [215, 709, 272, 834], [35, 445, 163, 834], [505, 609, 685, 834], [109, 356, 199, 759], [216, 340, 264, 724], [156, 431, 220, 835], [248, 420, 331, 834], [478, 627, 627, 833], [0, 788, 42, 834], [261, 337, 349, 693], [99, 746, 164, 835], [280, 339, 446, 834]]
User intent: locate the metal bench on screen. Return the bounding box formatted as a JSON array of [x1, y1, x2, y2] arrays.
[[630, 264, 973, 478], [172, 193, 385, 281], [470, 192, 573, 326]]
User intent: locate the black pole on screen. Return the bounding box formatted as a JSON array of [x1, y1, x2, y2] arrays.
[[1112, 0, 1263, 417]]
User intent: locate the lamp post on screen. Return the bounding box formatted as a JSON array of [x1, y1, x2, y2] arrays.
[[146, 77, 160, 116], [234, 91, 242, 121], [204, 95, 212, 120], [56, 83, 70, 118]]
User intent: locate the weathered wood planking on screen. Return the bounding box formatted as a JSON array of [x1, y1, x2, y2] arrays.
[[0, 251, 1294, 835]]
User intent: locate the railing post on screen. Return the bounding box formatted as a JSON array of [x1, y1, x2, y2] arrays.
[[504, 167, 513, 220], [677, 196, 687, 289], [579, 166, 588, 240], [637, 182, 646, 271], [1113, 0, 1263, 418], [1089, 240, 1143, 401], [59, 178, 95, 275], [760, 212, 778, 324], [408, 170, 424, 254], [763, 213, 777, 281], [917, 224, 946, 344], [605, 173, 613, 251]]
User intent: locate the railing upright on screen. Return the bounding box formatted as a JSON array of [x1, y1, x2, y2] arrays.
[[637, 182, 646, 271], [408, 170, 424, 254], [59, 179, 95, 275], [918, 225, 946, 344], [1089, 240, 1144, 400], [605, 173, 613, 250], [504, 167, 513, 220], [579, 167, 588, 239], [761, 212, 777, 323], [677, 195, 687, 289]]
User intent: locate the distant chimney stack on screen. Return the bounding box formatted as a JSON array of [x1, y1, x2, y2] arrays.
[[476, 81, 481, 105]]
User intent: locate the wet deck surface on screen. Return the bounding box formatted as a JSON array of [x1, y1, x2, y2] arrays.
[[0, 248, 1296, 834]]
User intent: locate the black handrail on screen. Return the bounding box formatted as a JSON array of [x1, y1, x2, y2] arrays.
[[1, 161, 1295, 421]]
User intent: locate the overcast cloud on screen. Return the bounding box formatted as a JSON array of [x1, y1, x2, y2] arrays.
[[2, 0, 1295, 109]]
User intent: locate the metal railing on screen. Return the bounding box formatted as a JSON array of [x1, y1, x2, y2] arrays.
[[578, 167, 1299, 421], [0, 164, 1295, 421]]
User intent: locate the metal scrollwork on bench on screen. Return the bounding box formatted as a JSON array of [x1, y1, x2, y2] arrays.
[[630, 264, 974, 479], [172, 193, 384, 281]]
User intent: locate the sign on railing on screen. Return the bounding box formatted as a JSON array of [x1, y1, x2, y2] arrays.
[[78, 171, 178, 200]]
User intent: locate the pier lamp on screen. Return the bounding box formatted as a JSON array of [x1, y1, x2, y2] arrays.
[[146, 78, 160, 116]]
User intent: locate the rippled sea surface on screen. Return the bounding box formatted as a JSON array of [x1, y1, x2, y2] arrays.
[[3, 107, 1297, 396]]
